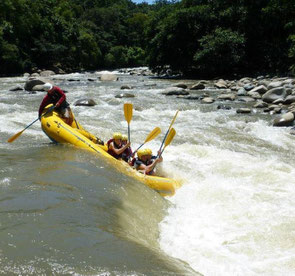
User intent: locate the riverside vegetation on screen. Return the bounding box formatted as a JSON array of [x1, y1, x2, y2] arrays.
[[1, 0, 295, 78]]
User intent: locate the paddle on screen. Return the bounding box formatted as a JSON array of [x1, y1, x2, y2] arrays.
[[132, 127, 161, 155], [7, 105, 55, 143], [151, 128, 176, 173], [159, 128, 176, 158], [124, 103, 133, 142], [158, 110, 179, 156]]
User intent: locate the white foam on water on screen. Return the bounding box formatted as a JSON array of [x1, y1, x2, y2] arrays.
[[159, 116, 295, 276]]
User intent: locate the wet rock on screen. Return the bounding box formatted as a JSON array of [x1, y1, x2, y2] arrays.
[[238, 97, 256, 103], [121, 85, 132, 90], [248, 85, 267, 95], [236, 108, 251, 114], [115, 93, 135, 98], [201, 97, 214, 104], [217, 93, 236, 101], [190, 82, 205, 90], [9, 85, 23, 91], [88, 78, 96, 82], [162, 87, 189, 96], [237, 88, 247, 96], [32, 84, 46, 91], [217, 104, 231, 110], [184, 96, 199, 100], [24, 78, 51, 91], [273, 112, 295, 126], [284, 95, 295, 104], [244, 83, 255, 91], [262, 87, 286, 103], [254, 101, 268, 108], [267, 81, 283, 90], [247, 91, 261, 99], [215, 79, 227, 89], [68, 78, 80, 82], [174, 83, 188, 89], [74, 99, 97, 106]]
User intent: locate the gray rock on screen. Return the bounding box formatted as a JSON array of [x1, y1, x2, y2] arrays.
[[254, 101, 268, 108], [121, 85, 132, 90], [262, 87, 286, 103], [215, 79, 227, 89], [236, 108, 251, 114], [115, 93, 135, 98], [201, 97, 214, 104], [238, 97, 256, 103], [32, 84, 46, 91], [217, 105, 231, 110], [9, 85, 23, 91], [267, 81, 283, 90], [247, 91, 262, 99], [24, 78, 51, 91], [174, 83, 188, 89], [74, 99, 97, 106], [217, 94, 236, 101], [237, 88, 247, 96], [284, 95, 295, 104], [244, 83, 255, 91], [190, 82, 205, 90], [273, 112, 295, 127], [248, 85, 267, 95]]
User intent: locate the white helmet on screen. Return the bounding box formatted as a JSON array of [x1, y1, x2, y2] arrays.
[[43, 83, 53, 91]]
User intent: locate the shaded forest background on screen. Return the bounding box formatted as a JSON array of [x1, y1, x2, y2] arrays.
[[1, 0, 295, 78]]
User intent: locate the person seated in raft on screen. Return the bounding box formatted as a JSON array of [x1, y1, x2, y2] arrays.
[[121, 135, 133, 163], [107, 132, 131, 159], [39, 83, 73, 125], [133, 148, 163, 176]]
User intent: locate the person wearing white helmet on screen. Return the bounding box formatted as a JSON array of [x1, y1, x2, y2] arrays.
[[133, 148, 162, 176], [38, 82, 73, 125]]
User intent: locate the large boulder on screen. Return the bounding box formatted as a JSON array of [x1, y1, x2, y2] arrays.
[[24, 78, 51, 91], [262, 87, 286, 103]]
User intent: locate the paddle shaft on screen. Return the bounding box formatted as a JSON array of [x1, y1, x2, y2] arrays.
[[7, 105, 55, 143], [158, 110, 179, 157]]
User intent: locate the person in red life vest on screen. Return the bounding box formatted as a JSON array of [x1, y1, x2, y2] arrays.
[[107, 132, 131, 159], [38, 83, 73, 125], [133, 148, 163, 176], [121, 135, 133, 163]]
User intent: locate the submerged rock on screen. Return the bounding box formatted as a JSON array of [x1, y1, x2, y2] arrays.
[[74, 99, 97, 106]]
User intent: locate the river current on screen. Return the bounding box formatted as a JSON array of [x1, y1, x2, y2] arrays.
[[1, 71, 295, 275]]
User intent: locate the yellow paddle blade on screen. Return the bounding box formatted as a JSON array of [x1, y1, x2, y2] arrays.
[[145, 127, 161, 143], [124, 103, 133, 123], [164, 128, 176, 147], [7, 130, 24, 143], [168, 110, 179, 130]]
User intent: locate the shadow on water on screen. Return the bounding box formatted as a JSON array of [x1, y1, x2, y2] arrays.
[[0, 144, 200, 275]]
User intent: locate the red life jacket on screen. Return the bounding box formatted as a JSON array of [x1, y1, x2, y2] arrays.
[[107, 139, 122, 159]]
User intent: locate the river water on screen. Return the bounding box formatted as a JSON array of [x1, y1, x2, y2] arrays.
[[1, 71, 295, 275]]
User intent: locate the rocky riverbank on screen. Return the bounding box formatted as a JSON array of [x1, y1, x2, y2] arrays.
[[7, 68, 295, 132]]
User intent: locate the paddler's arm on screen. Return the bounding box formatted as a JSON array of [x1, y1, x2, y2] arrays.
[[54, 87, 66, 107], [109, 142, 131, 155], [38, 95, 50, 118], [141, 155, 163, 175]]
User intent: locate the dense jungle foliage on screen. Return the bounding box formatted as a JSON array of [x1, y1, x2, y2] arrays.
[[1, 0, 295, 77]]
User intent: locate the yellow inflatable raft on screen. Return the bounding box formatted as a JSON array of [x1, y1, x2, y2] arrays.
[[41, 105, 178, 196]]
